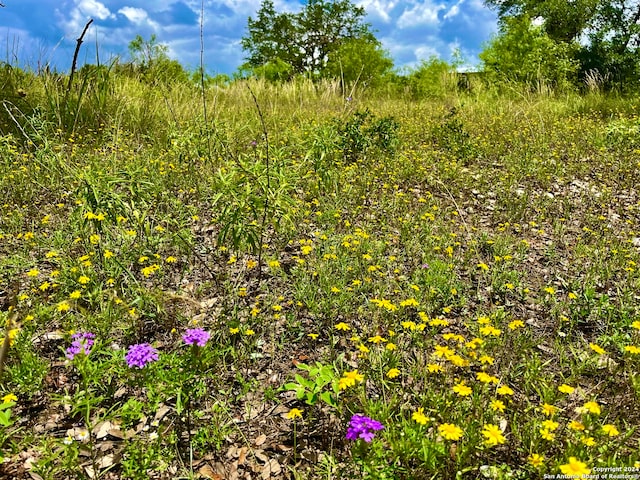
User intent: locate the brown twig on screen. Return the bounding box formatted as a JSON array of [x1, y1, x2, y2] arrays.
[[67, 18, 94, 93], [199, 0, 212, 161]]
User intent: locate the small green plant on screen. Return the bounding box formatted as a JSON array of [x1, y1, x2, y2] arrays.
[[0, 401, 15, 428], [0, 397, 18, 463], [431, 106, 476, 162], [335, 109, 399, 163], [283, 362, 339, 408]]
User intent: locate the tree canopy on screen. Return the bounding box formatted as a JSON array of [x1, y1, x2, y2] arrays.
[[483, 0, 640, 89], [124, 34, 189, 85], [241, 0, 391, 83]]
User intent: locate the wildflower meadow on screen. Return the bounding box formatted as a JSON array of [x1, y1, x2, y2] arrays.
[[1, 66, 640, 479]]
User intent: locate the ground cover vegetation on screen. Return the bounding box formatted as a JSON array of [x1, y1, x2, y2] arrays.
[[1, 1, 640, 478]]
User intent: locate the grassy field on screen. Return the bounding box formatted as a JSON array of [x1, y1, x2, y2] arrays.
[[1, 71, 640, 479]]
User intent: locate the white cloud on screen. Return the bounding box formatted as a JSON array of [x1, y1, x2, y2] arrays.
[[357, 0, 397, 23], [444, 0, 465, 20], [397, 1, 445, 29], [56, 0, 115, 37], [118, 6, 149, 25], [444, 5, 459, 19], [78, 0, 113, 20], [415, 45, 440, 60]]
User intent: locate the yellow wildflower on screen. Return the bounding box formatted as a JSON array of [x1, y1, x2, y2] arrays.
[[559, 458, 590, 476], [338, 370, 364, 390], [540, 429, 555, 441], [482, 424, 506, 446], [286, 408, 303, 420], [57, 301, 71, 313], [477, 372, 499, 384], [496, 385, 514, 396], [601, 424, 619, 437], [568, 420, 585, 431], [490, 399, 506, 412], [508, 320, 524, 330], [438, 423, 463, 441], [386, 368, 400, 379], [2, 393, 17, 404], [558, 384, 575, 394], [452, 382, 473, 397], [581, 401, 601, 415], [541, 403, 558, 416], [528, 453, 544, 467], [412, 407, 429, 425]]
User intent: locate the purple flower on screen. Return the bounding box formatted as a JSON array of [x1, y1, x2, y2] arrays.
[[183, 328, 210, 347], [346, 414, 384, 443], [66, 332, 95, 360], [125, 343, 159, 368]]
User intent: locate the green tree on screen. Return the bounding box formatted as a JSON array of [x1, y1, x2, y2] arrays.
[[479, 15, 579, 89], [483, 0, 640, 89], [325, 37, 393, 88], [580, 1, 640, 86], [484, 0, 598, 43], [241, 1, 299, 74], [241, 0, 381, 79], [404, 56, 461, 98], [128, 34, 169, 69], [126, 34, 189, 85]]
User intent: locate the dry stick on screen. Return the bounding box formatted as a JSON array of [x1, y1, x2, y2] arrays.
[[66, 19, 93, 94], [62, 18, 93, 130], [2, 101, 35, 146], [246, 85, 270, 284], [199, 0, 212, 161]]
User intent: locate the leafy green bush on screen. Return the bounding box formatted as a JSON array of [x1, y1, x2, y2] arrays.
[[335, 109, 400, 163], [404, 56, 460, 99], [480, 15, 579, 91]]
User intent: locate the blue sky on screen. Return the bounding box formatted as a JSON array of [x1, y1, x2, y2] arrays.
[[0, 0, 497, 75]]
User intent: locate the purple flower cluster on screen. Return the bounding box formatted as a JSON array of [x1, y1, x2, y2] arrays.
[[182, 328, 210, 347], [125, 343, 159, 368], [345, 414, 384, 443], [66, 332, 96, 360]]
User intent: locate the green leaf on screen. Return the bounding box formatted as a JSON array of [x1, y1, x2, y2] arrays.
[[306, 392, 318, 406], [0, 410, 12, 427], [320, 391, 336, 407], [294, 374, 314, 390]]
